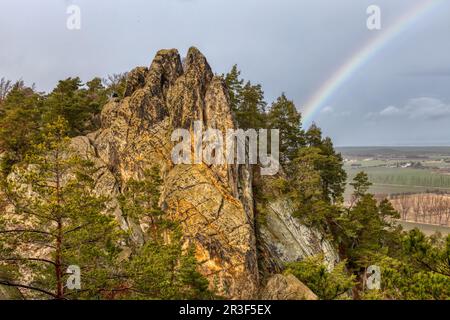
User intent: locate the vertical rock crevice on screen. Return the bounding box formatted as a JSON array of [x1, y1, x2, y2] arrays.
[[68, 47, 337, 299]]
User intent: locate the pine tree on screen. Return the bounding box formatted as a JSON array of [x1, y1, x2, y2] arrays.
[[350, 171, 372, 206], [0, 117, 121, 299], [118, 168, 212, 300], [223, 65, 243, 113], [267, 93, 304, 167], [0, 82, 43, 174], [236, 82, 267, 129], [304, 124, 347, 203], [287, 147, 334, 228], [223, 66, 266, 129], [44, 77, 108, 136], [286, 255, 355, 300], [366, 230, 450, 300]]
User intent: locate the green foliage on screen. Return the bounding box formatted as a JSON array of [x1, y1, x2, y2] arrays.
[[0, 82, 43, 174], [223, 65, 243, 113], [402, 229, 450, 277], [43, 77, 108, 136], [346, 166, 450, 190], [339, 194, 401, 273], [224, 65, 266, 129], [1, 67, 448, 301], [286, 130, 346, 233], [266, 93, 304, 166], [118, 168, 213, 300], [0, 76, 110, 174], [304, 125, 347, 202], [119, 167, 165, 243], [222, 66, 449, 301], [287, 147, 335, 227], [286, 255, 355, 300], [0, 118, 121, 299], [367, 249, 450, 300], [350, 171, 372, 201], [125, 230, 212, 300]]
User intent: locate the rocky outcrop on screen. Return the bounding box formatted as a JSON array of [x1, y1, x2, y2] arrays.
[[259, 199, 339, 273], [261, 274, 317, 300], [66, 47, 338, 299]]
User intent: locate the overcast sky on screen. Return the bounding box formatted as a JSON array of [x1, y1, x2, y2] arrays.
[[1, 0, 449, 146]]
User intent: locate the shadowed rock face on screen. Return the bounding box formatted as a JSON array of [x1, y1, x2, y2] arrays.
[[261, 274, 318, 300], [68, 47, 338, 299], [75, 47, 258, 298]]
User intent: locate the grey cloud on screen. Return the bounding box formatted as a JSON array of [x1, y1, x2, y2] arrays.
[[370, 98, 450, 121], [1, 0, 450, 146], [401, 68, 450, 77]]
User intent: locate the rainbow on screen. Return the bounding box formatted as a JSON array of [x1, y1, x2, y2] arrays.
[[302, 0, 443, 125]]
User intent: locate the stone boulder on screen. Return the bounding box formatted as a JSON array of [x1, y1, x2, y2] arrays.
[[261, 274, 318, 300]]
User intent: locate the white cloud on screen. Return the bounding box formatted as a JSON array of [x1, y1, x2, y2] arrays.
[[379, 105, 401, 116], [321, 106, 334, 114], [369, 97, 450, 121], [319, 106, 352, 118], [404, 98, 450, 120]]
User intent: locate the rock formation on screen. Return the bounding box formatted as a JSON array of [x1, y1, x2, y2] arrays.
[[261, 274, 318, 300], [53, 47, 338, 299]]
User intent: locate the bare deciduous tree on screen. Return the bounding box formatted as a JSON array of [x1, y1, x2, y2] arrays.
[[0, 78, 13, 103], [390, 192, 450, 226], [102, 73, 128, 98]]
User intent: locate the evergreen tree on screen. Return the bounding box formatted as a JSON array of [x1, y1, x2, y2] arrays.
[[223, 66, 266, 129], [350, 171, 372, 204], [0, 82, 43, 174], [287, 147, 336, 230], [402, 229, 450, 277], [235, 82, 266, 129], [223, 65, 243, 113], [365, 230, 450, 300], [44, 77, 108, 136], [303, 124, 347, 202], [286, 255, 355, 300], [340, 194, 400, 273], [267, 93, 304, 166], [85, 77, 109, 128], [0, 118, 121, 299], [118, 168, 212, 300]]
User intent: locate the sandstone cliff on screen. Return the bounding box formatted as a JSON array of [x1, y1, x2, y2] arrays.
[[61, 47, 337, 299]]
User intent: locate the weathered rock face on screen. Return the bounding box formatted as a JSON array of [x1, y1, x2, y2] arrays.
[[69, 47, 338, 299], [259, 199, 339, 273], [261, 274, 318, 300]]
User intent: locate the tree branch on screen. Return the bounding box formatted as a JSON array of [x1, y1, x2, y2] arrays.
[[0, 229, 56, 237], [0, 280, 59, 299], [0, 257, 57, 266]]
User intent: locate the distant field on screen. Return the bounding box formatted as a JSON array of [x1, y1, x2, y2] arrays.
[[339, 147, 450, 200], [396, 220, 450, 236], [337, 146, 450, 159], [339, 147, 450, 234], [343, 183, 446, 201], [346, 167, 450, 189]]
